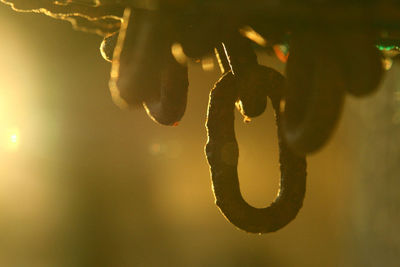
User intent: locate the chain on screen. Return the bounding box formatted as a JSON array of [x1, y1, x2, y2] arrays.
[[1, 0, 397, 233]]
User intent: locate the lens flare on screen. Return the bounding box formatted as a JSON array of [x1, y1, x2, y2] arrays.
[[6, 128, 20, 150]]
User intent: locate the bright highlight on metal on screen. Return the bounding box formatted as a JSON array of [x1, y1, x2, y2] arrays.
[[239, 26, 267, 47]]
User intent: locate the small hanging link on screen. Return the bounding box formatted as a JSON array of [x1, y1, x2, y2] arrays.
[[205, 70, 307, 233]]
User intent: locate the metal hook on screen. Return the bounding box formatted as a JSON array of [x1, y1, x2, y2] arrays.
[[282, 31, 383, 155], [282, 32, 346, 155], [205, 71, 306, 233], [108, 8, 188, 125], [143, 50, 188, 126]]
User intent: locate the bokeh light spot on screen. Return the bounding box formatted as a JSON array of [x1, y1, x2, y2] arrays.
[[10, 133, 18, 143], [149, 143, 162, 155], [3, 128, 20, 151]]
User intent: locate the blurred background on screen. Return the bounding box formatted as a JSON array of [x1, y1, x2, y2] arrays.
[[1, 4, 400, 266]]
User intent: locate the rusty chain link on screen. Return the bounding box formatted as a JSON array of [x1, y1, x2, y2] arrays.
[[1, 0, 398, 233]]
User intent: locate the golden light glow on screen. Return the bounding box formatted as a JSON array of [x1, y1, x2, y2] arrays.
[[171, 43, 188, 65], [382, 57, 393, 71], [149, 143, 162, 155], [201, 57, 215, 71], [239, 26, 267, 47], [10, 133, 18, 144], [280, 99, 286, 113], [108, 7, 130, 109], [3, 128, 20, 151]]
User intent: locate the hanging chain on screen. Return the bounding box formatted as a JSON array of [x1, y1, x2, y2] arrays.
[[2, 0, 399, 233]]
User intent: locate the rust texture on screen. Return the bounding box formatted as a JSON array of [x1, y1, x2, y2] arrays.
[[205, 70, 307, 233]]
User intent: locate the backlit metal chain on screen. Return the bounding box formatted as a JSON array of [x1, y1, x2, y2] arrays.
[[2, 0, 399, 233]]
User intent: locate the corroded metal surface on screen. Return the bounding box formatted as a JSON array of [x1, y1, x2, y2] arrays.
[[2, 0, 399, 233], [205, 71, 306, 233]]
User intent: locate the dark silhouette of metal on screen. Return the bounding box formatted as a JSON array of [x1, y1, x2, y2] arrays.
[[1, 0, 398, 233]]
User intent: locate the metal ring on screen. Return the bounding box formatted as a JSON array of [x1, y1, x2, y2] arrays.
[[205, 71, 307, 233]]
